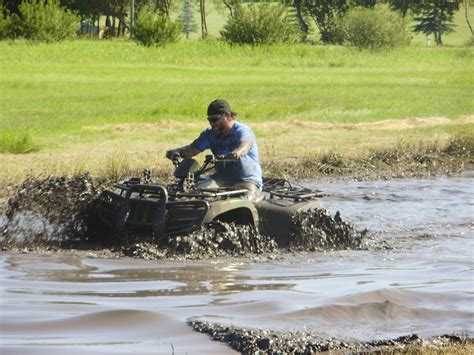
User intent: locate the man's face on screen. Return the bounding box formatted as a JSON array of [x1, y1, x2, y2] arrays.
[[208, 113, 230, 135]]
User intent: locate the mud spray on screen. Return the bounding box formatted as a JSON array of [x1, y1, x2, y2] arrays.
[[1, 174, 384, 258]]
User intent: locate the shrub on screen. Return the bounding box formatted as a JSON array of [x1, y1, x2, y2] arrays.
[[0, 132, 40, 154], [220, 3, 303, 45], [19, 0, 79, 42], [134, 10, 182, 46], [0, 12, 23, 40], [342, 4, 411, 50]]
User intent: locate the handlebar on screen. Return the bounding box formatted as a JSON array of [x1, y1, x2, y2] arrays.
[[204, 154, 239, 164]]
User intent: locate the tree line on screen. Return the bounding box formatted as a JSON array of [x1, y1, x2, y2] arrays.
[[1, 0, 472, 47]]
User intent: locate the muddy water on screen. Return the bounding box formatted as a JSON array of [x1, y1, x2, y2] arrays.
[[1, 173, 473, 354]]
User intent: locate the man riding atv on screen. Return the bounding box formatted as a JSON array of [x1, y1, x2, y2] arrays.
[[166, 99, 262, 202]]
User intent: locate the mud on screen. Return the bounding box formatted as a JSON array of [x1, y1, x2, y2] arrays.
[[189, 319, 472, 353], [121, 222, 279, 260], [1, 174, 105, 246], [1, 174, 374, 259]]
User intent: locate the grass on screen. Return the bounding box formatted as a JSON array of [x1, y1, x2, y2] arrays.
[[0, 131, 40, 154], [0, 8, 473, 195]]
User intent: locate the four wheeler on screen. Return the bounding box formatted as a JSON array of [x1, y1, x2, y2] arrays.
[[98, 155, 324, 246]]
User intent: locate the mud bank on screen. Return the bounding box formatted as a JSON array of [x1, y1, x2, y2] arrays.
[[263, 135, 473, 181], [189, 319, 473, 353]]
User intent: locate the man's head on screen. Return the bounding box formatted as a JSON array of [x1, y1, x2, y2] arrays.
[[207, 99, 236, 135]]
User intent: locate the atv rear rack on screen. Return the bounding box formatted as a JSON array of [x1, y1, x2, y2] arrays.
[[263, 177, 323, 202], [173, 188, 248, 199]]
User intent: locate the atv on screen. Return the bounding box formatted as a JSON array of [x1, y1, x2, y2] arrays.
[[97, 155, 323, 247]]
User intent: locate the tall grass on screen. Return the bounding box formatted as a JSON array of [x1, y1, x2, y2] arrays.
[[0, 131, 39, 154]]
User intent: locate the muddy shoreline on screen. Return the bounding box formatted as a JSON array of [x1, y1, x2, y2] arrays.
[[189, 319, 473, 353]]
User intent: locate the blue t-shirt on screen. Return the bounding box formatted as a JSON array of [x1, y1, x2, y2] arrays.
[[191, 121, 263, 188]]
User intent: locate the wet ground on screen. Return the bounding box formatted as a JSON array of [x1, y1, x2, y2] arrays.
[[0, 172, 473, 353]]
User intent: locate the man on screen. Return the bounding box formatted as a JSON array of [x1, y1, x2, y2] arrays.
[[165, 99, 262, 201]]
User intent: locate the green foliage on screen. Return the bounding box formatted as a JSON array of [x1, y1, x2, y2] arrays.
[[220, 3, 303, 45], [134, 9, 182, 46], [177, 0, 198, 39], [386, 0, 412, 17], [0, 13, 16, 40], [303, 0, 348, 44], [412, 0, 463, 45], [342, 4, 411, 50], [0, 131, 40, 154], [18, 0, 79, 42]]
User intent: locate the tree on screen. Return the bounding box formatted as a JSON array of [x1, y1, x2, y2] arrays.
[[178, 0, 197, 38], [2, 0, 21, 17], [199, 0, 208, 39], [412, 0, 462, 45], [462, 0, 473, 35], [303, 0, 348, 44], [280, 0, 310, 40], [386, 0, 412, 17]]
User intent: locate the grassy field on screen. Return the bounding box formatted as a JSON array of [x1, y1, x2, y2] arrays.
[[0, 39, 473, 191], [1, 4, 474, 197]]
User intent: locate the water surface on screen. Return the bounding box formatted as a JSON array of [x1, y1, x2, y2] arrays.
[[1, 173, 473, 354]]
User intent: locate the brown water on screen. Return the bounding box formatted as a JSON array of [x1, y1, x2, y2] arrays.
[[1, 173, 473, 354]]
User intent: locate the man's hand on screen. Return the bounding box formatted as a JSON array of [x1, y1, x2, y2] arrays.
[[165, 149, 180, 160], [226, 151, 240, 160]]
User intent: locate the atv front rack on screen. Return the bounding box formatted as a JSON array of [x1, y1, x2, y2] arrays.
[[98, 178, 249, 236], [99, 182, 168, 234]]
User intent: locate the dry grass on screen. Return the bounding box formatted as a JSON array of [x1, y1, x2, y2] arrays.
[[1, 116, 472, 204]]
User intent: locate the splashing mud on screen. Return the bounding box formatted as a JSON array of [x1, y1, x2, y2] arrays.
[[123, 222, 279, 260], [189, 320, 471, 353], [290, 209, 361, 250], [1, 174, 104, 246], [1, 174, 372, 258]]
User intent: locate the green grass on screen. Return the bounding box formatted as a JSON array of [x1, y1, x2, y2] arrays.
[[0, 131, 40, 154], [1, 41, 472, 136]]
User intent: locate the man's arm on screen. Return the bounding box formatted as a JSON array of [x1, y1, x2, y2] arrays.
[[227, 140, 252, 159], [165, 144, 201, 160]]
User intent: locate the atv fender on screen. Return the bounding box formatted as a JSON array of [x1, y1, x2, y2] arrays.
[[203, 199, 259, 227]]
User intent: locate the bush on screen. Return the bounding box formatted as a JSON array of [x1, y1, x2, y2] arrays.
[[0, 13, 20, 40], [19, 0, 79, 42], [220, 3, 303, 45], [134, 10, 182, 46], [342, 4, 411, 50], [0, 131, 40, 154]]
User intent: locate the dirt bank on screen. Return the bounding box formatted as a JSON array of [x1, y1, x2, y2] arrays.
[[189, 319, 473, 354], [262, 134, 473, 181]]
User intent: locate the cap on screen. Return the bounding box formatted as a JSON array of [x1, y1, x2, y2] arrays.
[[207, 99, 236, 117]]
